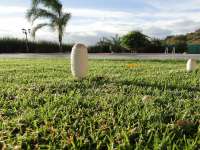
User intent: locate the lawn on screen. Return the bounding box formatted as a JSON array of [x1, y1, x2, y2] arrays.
[[0, 58, 200, 149]]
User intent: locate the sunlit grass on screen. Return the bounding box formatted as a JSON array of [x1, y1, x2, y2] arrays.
[[0, 58, 200, 149]]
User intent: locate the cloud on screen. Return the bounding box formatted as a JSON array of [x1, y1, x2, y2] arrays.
[[0, 2, 200, 45], [0, 6, 26, 14], [64, 31, 116, 45], [143, 27, 172, 38], [67, 8, 133, 19]]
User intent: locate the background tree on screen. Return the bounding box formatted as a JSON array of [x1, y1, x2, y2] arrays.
[[104, 34, 123, 53], [121, 31, 150, 53], [164, 35, 187, 53], [26, 0, 71, 51], [96, 37, 111, 53], [143, 38, 164, 53]]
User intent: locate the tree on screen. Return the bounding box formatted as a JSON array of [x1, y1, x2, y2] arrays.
[[96, 37, 111, 53], [145, 38, 164, 53], [26, 0, 71, 51], [121, 31, 150, 53], [164, 35, 187, 53], [103, 34, 124, 53]]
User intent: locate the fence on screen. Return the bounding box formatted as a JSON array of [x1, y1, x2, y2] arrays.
[[187, 44, 200, 54]]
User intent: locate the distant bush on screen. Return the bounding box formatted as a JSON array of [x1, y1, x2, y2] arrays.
[[142, 39, 165, 53], [164, 35, 188, 53], [121, 31, 150, 53], [0, 36, 168, 53], [88, 45, 111, 53], [0, 38, 73, 53], [89, 38, 111, 53], [175, 42, 188, 53]]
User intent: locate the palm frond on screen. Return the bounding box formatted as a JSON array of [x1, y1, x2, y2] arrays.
[[51, 12, 71, 36], [60, 13, 71, 27], [32, 0, 62, 14], [26, 8, 36, 21], [32, 23, 52, 38], [26, 8, 57, 23], [31, 0, 42, 8]]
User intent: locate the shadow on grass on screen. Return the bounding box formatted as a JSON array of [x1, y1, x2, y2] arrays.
[[117, 79, 200, 93], [36, 75, 199, 97], [45, 75, 113, 95]]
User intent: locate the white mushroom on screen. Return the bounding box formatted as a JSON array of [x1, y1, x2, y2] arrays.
[[71, 43, 88, 79], [186, 59, 197, 72]]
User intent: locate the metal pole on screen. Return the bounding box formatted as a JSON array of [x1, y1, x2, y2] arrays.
[[25, 32, 29, 52], [22, 29, 30, 53]]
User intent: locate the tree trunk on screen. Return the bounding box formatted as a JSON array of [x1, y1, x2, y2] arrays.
[[59, 34, 63, 52]]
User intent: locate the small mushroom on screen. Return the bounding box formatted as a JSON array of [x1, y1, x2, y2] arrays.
[[186, 59, 197, 72], [142, 95, 153, 103]]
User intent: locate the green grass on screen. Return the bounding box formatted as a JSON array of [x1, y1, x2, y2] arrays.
[[0, 58, 200, 149]]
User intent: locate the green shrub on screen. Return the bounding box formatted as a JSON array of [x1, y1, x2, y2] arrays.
[[143, 39, 165, 53], [121, 31, 150, 52], [0, 38, 73, 53]]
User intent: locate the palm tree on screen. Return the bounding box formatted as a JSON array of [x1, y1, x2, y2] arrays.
[[105, 34, 122, 53], [26, 0, 71, 51], [97, 35, 123, 53]]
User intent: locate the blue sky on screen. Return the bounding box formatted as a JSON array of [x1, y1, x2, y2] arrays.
[[1, 0, 200, 45]]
